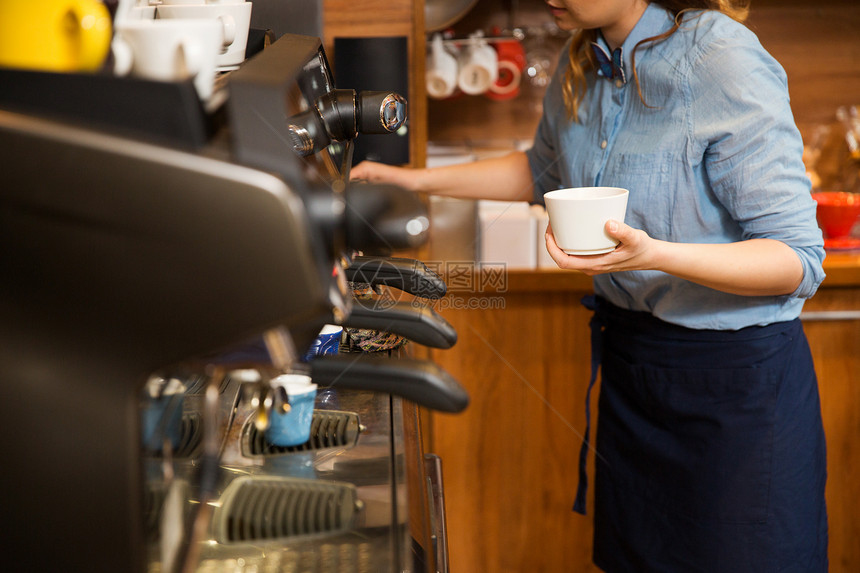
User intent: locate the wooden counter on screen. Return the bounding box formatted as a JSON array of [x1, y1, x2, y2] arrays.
[[427, 252, 860, 573]]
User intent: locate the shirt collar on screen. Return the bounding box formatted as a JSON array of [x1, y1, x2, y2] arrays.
[[592, 3, 676, 83]]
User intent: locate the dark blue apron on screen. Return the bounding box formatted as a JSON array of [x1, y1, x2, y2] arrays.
[[575, 296, 828, 572]]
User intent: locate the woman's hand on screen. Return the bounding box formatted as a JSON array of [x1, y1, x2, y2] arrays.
[[350, 161, 418, 191], [546, 219, 804, 296], [545, 219, 656, 275], [351, 152, 535, 202]]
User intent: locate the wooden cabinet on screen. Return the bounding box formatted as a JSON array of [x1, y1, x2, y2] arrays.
[[427, 273, 599, 573], [798, 284, 860, 571], [427, 259, 860, 572]]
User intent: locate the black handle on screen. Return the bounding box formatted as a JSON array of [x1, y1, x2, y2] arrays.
[[345, 255, 447, 299], [344, 298, 457, 349], [309, 354, 469, 413]]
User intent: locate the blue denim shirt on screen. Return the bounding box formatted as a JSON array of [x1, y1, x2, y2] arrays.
[[527, 3, 825, 330]]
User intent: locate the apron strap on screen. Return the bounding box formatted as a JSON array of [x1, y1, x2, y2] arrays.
[[573, 294, 604, 515]]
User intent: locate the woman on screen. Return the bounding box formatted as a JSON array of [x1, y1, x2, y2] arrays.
[[351, 1, 828, 571]]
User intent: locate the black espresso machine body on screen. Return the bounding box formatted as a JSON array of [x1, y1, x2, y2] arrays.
[[0, 31, 463, 573], [0, 109, 332, 571]]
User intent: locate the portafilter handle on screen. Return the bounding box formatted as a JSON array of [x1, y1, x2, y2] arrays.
[[343, 297, 458, 349], [309, 354, 469, 413], [345, 255, 447, 300]]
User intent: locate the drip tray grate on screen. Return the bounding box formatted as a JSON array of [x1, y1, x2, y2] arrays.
[[244, 410, 361, 457], [216, 476, 359, 543]]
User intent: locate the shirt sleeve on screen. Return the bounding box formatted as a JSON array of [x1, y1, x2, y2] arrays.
[[686, 20, 825, 299], [525, 44, 570, 204]]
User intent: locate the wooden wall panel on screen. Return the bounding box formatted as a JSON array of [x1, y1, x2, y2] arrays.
[[747, 0, 860, 134], [429, 287, 602, 573], [800, 288, 860, 572]]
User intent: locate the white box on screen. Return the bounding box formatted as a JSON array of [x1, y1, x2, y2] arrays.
[[531, 204, 557, 269], [478, 200, 536, 269]]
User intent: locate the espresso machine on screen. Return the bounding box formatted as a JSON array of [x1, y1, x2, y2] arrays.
[[0, 30, 463, 573]]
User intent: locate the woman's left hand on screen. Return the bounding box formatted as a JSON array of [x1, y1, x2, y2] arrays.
[[545, 220, 655, 275]]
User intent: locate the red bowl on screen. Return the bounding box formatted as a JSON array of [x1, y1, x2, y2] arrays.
[[812, 192, 860, 239]]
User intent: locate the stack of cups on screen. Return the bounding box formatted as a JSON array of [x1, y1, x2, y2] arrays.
[[111, 0, 252, 102], [156, 0, 253, 71]]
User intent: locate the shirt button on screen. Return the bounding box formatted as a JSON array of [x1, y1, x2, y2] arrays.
[[600, 140, 608, 149], [615, 79, 624, 88]]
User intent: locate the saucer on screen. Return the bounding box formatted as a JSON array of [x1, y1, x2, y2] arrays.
[[824, 237, 860, 251], [563, 246, 617, 255]]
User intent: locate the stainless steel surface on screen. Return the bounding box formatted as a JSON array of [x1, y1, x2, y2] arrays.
[[424, 454, 450, 573], [428, 196, 480, 262], [145, 377, 419, 572], [375, 93, 408, 133]]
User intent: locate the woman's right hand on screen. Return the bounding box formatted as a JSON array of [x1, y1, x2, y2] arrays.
[[350, 161, 419, 192], [350, 151, 534, 203]]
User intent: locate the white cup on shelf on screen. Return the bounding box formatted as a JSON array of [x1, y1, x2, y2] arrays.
[[457, 37, 498, 95], [426, 33, 458, 99]]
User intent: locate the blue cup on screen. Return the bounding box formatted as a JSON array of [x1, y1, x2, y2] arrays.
[[140, 378, 185, 451], [302, 324, 343, 362], [265, 375, 317, 447]]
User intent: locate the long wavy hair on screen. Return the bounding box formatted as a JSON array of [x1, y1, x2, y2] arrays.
[[562, 0, 751, 121]]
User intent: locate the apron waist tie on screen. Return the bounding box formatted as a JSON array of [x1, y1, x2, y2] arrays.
[[573, 294, 604, 515]]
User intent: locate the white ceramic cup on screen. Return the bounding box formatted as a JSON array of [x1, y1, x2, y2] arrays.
[[156, 1, 252, 68], [457, 39, 498, 95], [544, 187, 629, 255], [128, 5, 156, 19], [426, 33, 458, 99], [113, 19, 222, 101], [114, 0, 152, 23]]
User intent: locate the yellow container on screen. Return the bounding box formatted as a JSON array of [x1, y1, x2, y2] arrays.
[[0, 0, 112, 72]]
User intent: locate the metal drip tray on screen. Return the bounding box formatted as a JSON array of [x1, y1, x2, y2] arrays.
[[213, 476, 360, 543], [242, 410, 361, 457]]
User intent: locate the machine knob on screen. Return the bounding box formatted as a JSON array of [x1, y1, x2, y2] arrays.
[[357, 91, 407, 134]]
